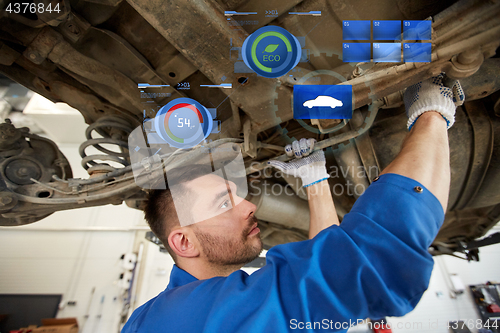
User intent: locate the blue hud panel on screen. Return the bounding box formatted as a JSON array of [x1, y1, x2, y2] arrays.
[[293, 85, 353, 120], [403, 20, 432, 40], [403, 43, 431, 62], [343, 43, 371, 62], [373, 20, 401, 41], [373, 43, 401, 62], [343, 20, 371, 40]]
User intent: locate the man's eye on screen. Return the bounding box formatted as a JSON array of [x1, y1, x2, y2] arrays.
[[220, 200, 230, 209]]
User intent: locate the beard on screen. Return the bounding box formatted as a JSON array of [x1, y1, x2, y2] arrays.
[[194, 215, 263, 267]]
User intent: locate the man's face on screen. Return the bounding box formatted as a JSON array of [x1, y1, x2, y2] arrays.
[[185, 174, 263, 266]]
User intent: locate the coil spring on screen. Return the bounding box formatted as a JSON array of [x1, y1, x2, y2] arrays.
[[79, 117, 133, 174]]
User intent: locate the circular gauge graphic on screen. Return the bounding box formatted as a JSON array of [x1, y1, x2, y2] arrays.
[[155, 98, 213, 149], [242, 26, 302, 78]]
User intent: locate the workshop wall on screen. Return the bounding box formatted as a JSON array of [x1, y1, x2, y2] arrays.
[[134, 241, 174, 308], [0, 144, 146, 333]]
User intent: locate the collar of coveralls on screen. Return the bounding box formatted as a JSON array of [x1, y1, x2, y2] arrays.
[[166, 264, 199, 290]]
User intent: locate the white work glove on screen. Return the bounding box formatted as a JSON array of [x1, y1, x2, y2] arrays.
[[404, 73, 465, 130], [268, 138, 329, 188]]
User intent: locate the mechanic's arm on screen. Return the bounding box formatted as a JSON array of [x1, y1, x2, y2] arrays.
[[380, 111, 450, 211], [380, 73, 464, 212], [307, 180, 339, 238], [268, 138, 339, 239]]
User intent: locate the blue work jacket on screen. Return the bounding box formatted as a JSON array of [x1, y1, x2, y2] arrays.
[[122, 173, 444, 332]]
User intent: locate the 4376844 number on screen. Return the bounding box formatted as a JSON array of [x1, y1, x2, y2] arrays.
[[5, 2, 60, 14], [448, 319, 498, 330]]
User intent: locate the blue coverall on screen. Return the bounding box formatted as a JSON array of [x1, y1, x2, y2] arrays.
[[122, 173, 444, 332]]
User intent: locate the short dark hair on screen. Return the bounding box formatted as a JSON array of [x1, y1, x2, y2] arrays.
[[143, 164, 213, 261]]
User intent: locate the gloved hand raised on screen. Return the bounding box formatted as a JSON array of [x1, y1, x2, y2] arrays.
[[268, 138, 329, 188], [404, 73, 465, 130]]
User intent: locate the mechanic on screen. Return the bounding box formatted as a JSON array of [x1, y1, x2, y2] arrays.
[[122, 74, 464, 332]]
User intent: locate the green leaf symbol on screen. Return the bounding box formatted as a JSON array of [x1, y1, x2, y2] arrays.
[[263, 44, 279, 53]]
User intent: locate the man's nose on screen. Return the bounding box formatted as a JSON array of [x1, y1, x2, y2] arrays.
[[239, 198, 256, 220]]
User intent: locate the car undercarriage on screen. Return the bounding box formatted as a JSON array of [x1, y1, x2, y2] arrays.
[[1, 0, 500, 260]]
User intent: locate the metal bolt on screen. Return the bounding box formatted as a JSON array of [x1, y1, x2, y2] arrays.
[[0, 196, 13, 205], [17, 167, 29, 177], [353, 66, 363, 77], [29, 53, 36, 59], [414, 186, 423, 193], [372, 176, 379, 182]]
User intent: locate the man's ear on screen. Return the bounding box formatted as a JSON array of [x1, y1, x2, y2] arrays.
[[168, 227, 200, 258]]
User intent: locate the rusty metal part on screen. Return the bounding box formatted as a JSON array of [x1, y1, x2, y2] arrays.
[[0, 42, 20, 66], [243, 118, 258, 158], [233, 0, 304, 33], [311, 119, 343, 133], [380, 90, 405, 109], [56, 12, 91, 43], [0, 192, 17, 212], [376, 58, 500, 109], [331, 4, 500, 107], [450, 101, 494, 210], [434, 26, 500, 67], [0, 23, 148, 114], [219, 100, 242, 138], [459, 58, 500, 101], [247, 179, 310, 231], [125, 0, 288, 131], [0, 121, 72, 189], [0, 179, 139, 226], [5, 157, 43, 185], [436, 204, 500, 244], [446, 49, 485, 79], [2, 25, 142, 115], [0, 119, 24, 149], [0, 137, 240, 226], [433, 0, 484, 27], [74, 27, 183, 100], [47, 35, 146, 112], [79, 116, 133, 174], [246, 101, 383, 174], [256, 220, 308, 249], [83, 0, 123, 5], [0, 48, 140, 128], [433, 0, 500, 46], [352, 128, 380, 184], [468, 101, 500, 209], [4, 0, 71, 28], [0, 120, 75, 225], [155, 54, 199, 86], [3, 0, 499, 140], [331, 109, 371, 199]]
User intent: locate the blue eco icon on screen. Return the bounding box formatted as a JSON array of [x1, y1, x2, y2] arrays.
[[242, 26, 302, 78]]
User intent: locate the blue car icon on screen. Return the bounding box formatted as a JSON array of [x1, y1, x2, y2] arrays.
[[303, 96, 343, 109]]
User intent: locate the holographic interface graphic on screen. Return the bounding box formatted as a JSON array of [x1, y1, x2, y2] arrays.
[[241, 26, 302, 78], [343, 20, 432, 63]]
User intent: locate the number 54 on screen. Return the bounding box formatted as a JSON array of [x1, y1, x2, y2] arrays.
[[178, 117, 191, 128]]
